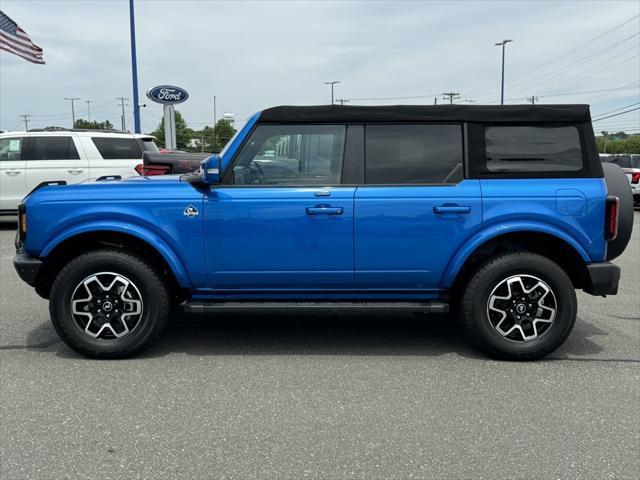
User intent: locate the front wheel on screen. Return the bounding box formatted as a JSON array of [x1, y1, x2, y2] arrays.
[[50, 249, 170, 359], [461, 252, 577, 361]]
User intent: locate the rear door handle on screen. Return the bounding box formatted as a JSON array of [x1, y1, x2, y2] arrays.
[[306, 205, 343, 216], [433, 205, 471, 214], [5, 170, 22, 175], [68, 168, 84, 174]]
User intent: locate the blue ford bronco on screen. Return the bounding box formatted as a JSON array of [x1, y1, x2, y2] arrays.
[[14, 105, 634, 360]]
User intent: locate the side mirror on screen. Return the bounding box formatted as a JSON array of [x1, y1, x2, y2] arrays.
[[201, 155, 222, 184]]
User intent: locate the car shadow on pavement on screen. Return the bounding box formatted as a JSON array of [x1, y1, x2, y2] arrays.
[[21, 311, 613, 362]]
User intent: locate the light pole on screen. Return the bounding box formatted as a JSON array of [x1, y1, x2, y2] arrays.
[[494, 39, 513, 105], [129, 0, 141, 133], [85, 100, 92, 122], [324, 81, 340, 105]]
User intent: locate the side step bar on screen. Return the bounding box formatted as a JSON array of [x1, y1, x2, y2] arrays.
[[182, 301, 449, 313]]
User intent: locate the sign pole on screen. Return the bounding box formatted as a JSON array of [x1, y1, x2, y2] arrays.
[[129, 0, 141, 133], [163, 104, 176, 150]]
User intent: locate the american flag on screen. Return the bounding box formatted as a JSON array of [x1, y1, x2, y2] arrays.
[[0, 11, 45, 64]]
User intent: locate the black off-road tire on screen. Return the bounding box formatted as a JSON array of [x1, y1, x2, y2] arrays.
[[50, 249, 170, 359], [461, 252, 577, 361]]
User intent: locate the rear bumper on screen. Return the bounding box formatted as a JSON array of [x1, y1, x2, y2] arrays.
[[13, 251, 43, 286], [583, 262, 620, 296]]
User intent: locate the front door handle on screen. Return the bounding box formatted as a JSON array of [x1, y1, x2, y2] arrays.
[[433, 205, 471, 214], [5, 170, 22, 175], [306, 205, 343, 216], [68, 168, 84, 174]]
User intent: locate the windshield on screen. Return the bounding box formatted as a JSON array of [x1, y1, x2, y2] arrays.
[[219, 128, 242, 159]]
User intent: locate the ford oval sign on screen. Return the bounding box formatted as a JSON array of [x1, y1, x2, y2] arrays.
[[146, 85, 189, 104]]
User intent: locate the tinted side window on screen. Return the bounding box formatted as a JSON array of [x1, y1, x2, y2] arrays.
[[615, 155, 632, 168], [0, 137, 23, 161], [92, 137, 142, 160], [365, 124, 463, 184], [27, 137, 79, 160], [231, 125, 346, 185], [139, 138, 159, 153], [485, 126, 582, 172]]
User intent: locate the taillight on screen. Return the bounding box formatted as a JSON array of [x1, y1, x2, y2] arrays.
[[134, 164, 170, 176], [605, 196, 619, 241], [17, 203, 27, 242], [631, 172, 640, 184]]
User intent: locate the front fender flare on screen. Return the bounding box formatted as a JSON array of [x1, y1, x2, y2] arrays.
[[440, 222, 591, 288], [40, 221, 191, 288]]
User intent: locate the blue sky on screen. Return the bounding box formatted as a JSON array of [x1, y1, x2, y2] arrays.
[[1, 0, 638, 134]]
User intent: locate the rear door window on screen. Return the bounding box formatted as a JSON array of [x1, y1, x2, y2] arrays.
[[364, 124, 464, 184], [92, 137, 142, 160], [0, 137, 23, 160], [485, 126, 582, 172], [27, 136, 80, 160]]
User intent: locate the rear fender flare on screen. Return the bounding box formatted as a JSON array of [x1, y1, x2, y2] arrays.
[[40, 221, 191, 288], [441, 222, 591, 288]]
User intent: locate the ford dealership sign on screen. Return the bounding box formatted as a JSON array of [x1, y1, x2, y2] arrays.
[[146, 85, 189, 104]]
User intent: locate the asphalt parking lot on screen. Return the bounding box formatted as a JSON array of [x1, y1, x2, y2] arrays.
[[1, 215, 638, 480]]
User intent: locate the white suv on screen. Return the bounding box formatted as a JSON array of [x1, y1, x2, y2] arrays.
[[0, 129, 158, 213]]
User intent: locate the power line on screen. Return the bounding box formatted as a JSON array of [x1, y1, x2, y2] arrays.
[[507, 14, 639, 82], [506, 32, 640, 94], [592, 106, 640, 122], [592, 102, 640, 120], [538, 49, 640, 95]]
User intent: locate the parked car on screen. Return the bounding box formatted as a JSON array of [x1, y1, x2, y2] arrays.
[[13, 105, 634, 360], [603, 154, 640, 207], [0, 128, 158, 214], [136, 151, 209, 176]]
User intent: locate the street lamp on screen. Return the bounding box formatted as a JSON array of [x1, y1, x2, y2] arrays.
[[494, 39, 513, 105], [324, 81, 340, 105]]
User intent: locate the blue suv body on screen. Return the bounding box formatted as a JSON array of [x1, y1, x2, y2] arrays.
[[14, 105, 633, 359]]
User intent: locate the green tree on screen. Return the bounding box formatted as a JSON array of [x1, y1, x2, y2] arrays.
[[211, 119, 237, 152], [152, 110, 192, 149], [74, 118, 114, 130]]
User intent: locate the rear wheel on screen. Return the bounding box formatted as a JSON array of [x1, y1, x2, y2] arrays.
[[461, 252, 576, 361], [50, 249, 169, 359]]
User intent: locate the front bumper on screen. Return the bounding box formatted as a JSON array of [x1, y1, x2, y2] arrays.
[[13, 251, 43, 286], [583, 262, 620, 296]]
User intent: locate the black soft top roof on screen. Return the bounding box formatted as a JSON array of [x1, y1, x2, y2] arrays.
[[258, 104, 591, 124]]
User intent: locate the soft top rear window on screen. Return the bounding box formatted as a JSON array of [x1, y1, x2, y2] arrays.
[[485, 126, 582, 173]]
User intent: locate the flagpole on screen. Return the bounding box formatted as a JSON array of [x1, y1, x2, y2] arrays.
[[129, 0, 141, 133]]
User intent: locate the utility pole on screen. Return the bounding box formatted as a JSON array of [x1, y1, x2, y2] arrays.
[[495, 39, 513, 105], [116, 97, 129, 131], [335, 99, 349, 106], [442, 92, 460, 104], [19, 114, 31, 130], [64, 97, 81, 128], [434, 97, 438, 105], [85, 100, 92, 122], [324, 81, 340, 105], [527, 96, 538, 105]]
